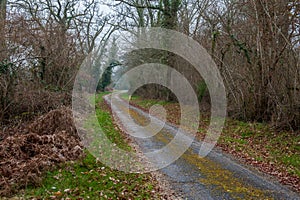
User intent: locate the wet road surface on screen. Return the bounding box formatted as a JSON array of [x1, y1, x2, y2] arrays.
[[104, 92, 300, 200]]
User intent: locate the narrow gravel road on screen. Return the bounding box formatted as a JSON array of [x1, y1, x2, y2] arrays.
[[104, 92, 300, 200]]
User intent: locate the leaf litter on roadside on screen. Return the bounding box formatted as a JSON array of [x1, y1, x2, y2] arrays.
[[0, 107, 84, 196]]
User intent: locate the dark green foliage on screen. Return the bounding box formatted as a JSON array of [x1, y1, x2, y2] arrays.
[[230, 34, 251, 64], [98, 63, 113, 92], [98, 61, 121, 92], [0, 59, 14, 75], [197, 81, 207, 101], [97, 37, 120, 92]]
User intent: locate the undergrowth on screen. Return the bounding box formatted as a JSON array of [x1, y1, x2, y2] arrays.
[[17, 93, 160, 199]]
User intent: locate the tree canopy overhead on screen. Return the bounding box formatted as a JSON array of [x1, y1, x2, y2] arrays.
[[0, 0, 299, 129]]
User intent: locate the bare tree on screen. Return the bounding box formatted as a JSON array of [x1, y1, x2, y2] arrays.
[[0, 0, 115, 124], [194, 0, 300, 129], [8, 0, 113, 90], [0, 0, 7, 61], [113, 0, 300, 129]]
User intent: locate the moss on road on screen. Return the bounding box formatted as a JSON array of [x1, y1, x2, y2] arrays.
[[125, 94, 300, 193]]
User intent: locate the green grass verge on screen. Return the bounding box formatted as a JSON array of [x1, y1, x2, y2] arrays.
[[21, 93, 159, 199], [221, 120, 300, 178]]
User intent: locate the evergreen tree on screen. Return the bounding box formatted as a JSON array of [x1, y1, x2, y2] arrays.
[[98, 37, 120, 91]]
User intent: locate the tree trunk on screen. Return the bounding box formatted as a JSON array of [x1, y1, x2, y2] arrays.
[[0, 0, 7, 61]]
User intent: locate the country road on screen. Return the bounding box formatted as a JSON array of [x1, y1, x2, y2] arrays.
[[104, 92, 300, 200]]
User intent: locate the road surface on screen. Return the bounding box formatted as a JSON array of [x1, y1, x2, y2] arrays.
[[104, 92, 300, 200]]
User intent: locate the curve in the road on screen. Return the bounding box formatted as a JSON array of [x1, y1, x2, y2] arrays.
[[104, 93, 300, 200]]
